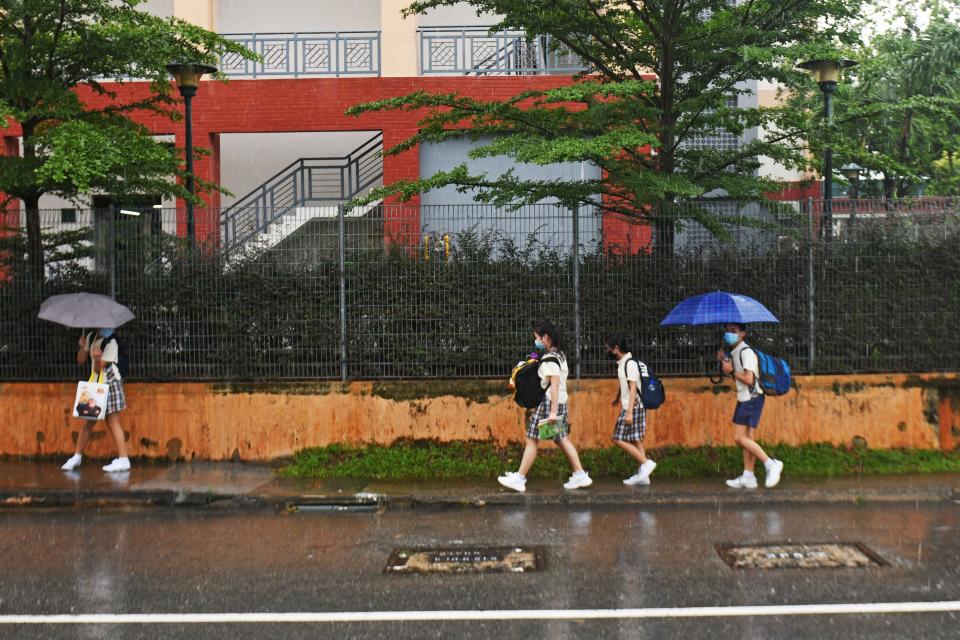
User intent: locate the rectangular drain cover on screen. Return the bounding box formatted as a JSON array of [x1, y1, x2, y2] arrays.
[[385, 546, 544, 574], [717, 542, 888, 569]]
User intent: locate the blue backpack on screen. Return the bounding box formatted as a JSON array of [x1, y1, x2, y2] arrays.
[[630, 358, 665, 409], [743, 347, 791, 396]]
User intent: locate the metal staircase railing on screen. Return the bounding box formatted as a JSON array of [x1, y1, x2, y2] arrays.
[[221, 133, 383, 250], [419, 27, 589, 75]]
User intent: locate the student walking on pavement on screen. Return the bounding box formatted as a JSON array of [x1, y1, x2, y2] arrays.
[[717, 323, 783, 489], [61, 328, 131, 473], [498, 320, 592, 492], [605, 333, 657, 485]]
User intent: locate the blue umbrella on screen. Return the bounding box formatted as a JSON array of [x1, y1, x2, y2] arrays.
[[660, 291, 779, 326]]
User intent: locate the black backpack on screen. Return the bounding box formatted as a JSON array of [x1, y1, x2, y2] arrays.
[[513, 354, 560, 408], [98, 333, 130, 378]]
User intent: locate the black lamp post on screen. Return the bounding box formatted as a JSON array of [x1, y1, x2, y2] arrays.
[[167, 62, 217, 244], [797, 58, 857, 240]]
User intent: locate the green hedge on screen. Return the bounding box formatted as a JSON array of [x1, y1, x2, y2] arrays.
[[1, 218, 958, 380]]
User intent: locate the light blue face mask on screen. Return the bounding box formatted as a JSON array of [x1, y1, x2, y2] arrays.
[[100, 328, 114, 338], [534, 339, 546, 350], [723, 332, 740, 346]]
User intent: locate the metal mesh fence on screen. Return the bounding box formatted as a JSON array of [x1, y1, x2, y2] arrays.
[[1, 198, 958, 381]]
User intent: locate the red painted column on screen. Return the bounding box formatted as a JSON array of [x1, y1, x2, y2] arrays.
[[0, 136, 22, 281], [173, 128, 220, 245], [381, 126, 420, 247], [601, 211, 653, 255]]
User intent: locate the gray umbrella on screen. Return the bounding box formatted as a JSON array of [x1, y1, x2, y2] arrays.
[[38, 293, 135, 329]]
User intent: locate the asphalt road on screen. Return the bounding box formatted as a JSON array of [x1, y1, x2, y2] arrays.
[[0, 501, 957, 639]]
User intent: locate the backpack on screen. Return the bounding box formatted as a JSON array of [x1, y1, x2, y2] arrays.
[[741, 347, 790, 397], [629, 358, 665, 410], [512, 354, 560, 408], [94, 333, 130, 379]]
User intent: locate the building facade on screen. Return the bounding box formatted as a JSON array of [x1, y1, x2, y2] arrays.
[[2, 0, 811, 255]]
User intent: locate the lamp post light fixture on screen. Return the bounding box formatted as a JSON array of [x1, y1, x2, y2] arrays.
[[167, 62, 217, 244], [840, 162, 863, 198], [798, 58, 857, 240], [841, 162, 863, 230]]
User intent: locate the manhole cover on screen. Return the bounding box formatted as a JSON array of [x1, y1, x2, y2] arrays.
[[385, 546, 544, 574], [716, 542, 888, 569]]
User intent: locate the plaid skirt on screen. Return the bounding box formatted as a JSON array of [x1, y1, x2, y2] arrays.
[[613, 404, 646, 442], [526, 397, 569, 442], [105, 367, 126, 415]]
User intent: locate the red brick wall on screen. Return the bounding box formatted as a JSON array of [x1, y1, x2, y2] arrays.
[[73, 76, 578, 244]]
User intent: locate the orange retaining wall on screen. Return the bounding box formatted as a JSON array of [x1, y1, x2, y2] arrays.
[[1, 374, 957, 461]]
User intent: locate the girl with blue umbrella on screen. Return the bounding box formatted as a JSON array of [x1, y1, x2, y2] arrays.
[[662, 292, 784, 489]]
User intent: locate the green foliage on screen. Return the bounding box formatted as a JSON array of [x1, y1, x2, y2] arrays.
[[348, 0, 865, 239], [0, 0, 256, 274], [280, 441, 960, 479], [2, 213, 958, 380], [788, 12, 960, 198]]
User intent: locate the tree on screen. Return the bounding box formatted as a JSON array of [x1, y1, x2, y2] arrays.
[[348, 0, 864, 252], [0, 0, 255, 281], [792, 3, 960, 199]]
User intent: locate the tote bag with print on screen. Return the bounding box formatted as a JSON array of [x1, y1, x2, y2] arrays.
[[73, 369, 109, 421]]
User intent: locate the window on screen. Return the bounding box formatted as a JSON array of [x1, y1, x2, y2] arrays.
[[60, 208, 77, 224]]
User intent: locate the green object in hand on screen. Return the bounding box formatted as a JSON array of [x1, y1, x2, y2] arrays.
[[537, 417, 563, 439]]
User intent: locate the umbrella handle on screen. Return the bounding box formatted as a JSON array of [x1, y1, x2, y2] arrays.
[[708, 355, 728, 385]]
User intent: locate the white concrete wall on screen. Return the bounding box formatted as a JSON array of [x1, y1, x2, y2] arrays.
[[217, 0, 380, 33], [138, 0, 174, 18], [418, 2, 499, 27], [419, 136, 602, 250], [219, 131, 380, 207]]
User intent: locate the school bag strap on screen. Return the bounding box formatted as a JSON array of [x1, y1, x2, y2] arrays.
[[736, 347, 763, 396]]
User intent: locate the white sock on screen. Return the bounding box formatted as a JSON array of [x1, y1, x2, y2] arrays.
[[517, 472, 526, 480], [764, 459, 776, 470], [743, 470, 755, 478]]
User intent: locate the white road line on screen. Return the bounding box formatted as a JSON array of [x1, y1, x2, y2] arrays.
[[2, 601, 960, 624]]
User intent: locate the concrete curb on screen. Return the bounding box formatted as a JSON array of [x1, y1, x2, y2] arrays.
[[283, 486, 959, 511], [4, 484, 954, 511]]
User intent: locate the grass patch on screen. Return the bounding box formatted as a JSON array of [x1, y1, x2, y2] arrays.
[[279, 441, 960, 480]]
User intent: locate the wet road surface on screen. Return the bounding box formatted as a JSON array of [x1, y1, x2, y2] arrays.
[[1, 502, 957, 638]]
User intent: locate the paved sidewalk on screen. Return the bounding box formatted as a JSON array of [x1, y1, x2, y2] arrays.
[[0, 460, 957, 510]]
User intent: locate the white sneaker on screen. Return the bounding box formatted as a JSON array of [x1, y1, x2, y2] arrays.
[[61, 454, 82, 471], [102, 457, 131, 473], [637, 459, 657, 482], [497, 472, 526, 493], [726, 474, 758, 489], [623, 473, 650, 486], [563, 471, 593, 490], [765, 460, 784, 488]]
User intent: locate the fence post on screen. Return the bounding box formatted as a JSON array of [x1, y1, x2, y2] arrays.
[[338, 204, 348, 382], [806, 197, 815, 373], [572, 203, 581, 380], [108, 204, 117, 299]]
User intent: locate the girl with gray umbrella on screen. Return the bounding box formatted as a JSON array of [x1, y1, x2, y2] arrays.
[[38, 293, 134, 473], [61, 327, 131, 473]]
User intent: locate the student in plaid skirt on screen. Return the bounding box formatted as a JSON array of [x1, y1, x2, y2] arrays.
[[605, 333, 657, 486], [61, 329, 131, 474], [498, 320, 592, 492]]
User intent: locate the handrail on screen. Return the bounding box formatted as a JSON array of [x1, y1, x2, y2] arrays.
[[221, 133, 383, 249], [220, 31, 381, 78], [418, 26, 588, 75]]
